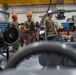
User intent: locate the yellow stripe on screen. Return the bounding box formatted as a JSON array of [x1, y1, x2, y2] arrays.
[[0, 0, 76, 4], [0, 0, 4, 4]]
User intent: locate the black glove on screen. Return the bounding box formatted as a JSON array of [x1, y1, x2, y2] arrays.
[[30, 25, 35, 31], [30, 21, 35, 31]]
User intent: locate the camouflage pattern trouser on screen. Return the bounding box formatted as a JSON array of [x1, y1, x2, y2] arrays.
[[26, 33, 35, 45], [20, 37, 24, 47], [13, 41, 19, 50]]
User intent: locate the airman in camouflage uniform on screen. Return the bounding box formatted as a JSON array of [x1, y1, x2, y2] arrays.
[[10, 13, 19, 50], [24, 12, 36, 45], [10, 13, 19, 30], [45, 10, 57, 35]]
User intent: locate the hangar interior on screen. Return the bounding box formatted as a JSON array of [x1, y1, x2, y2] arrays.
[[0, 0, 76, 74]]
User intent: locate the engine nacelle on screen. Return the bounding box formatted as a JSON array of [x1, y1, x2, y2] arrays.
[[3, 27, 24, 45]]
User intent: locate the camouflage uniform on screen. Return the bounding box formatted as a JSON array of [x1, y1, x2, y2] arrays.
[[24, 20, 35, 45], [10, 21, 19, 30], [45, 17, 55, 35], [10, 21, 19, 50]]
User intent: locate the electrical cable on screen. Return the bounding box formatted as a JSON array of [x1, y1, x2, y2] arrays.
[[39, 0, 52, 41], [73, 0, 76, 6], [46, 0, 52, 13]]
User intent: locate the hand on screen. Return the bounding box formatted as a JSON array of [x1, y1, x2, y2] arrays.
[[35, 27, 38, 31], [54, 31, 58, 35], [25, 29, 30, 31], [56, 32, 58, 34]]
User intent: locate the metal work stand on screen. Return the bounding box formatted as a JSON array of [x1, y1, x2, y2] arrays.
[[6, 46, 9, 61]]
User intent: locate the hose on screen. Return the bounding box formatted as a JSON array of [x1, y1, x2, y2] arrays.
[[73, 0, 76, 6], [39, 0, 52, 41]]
